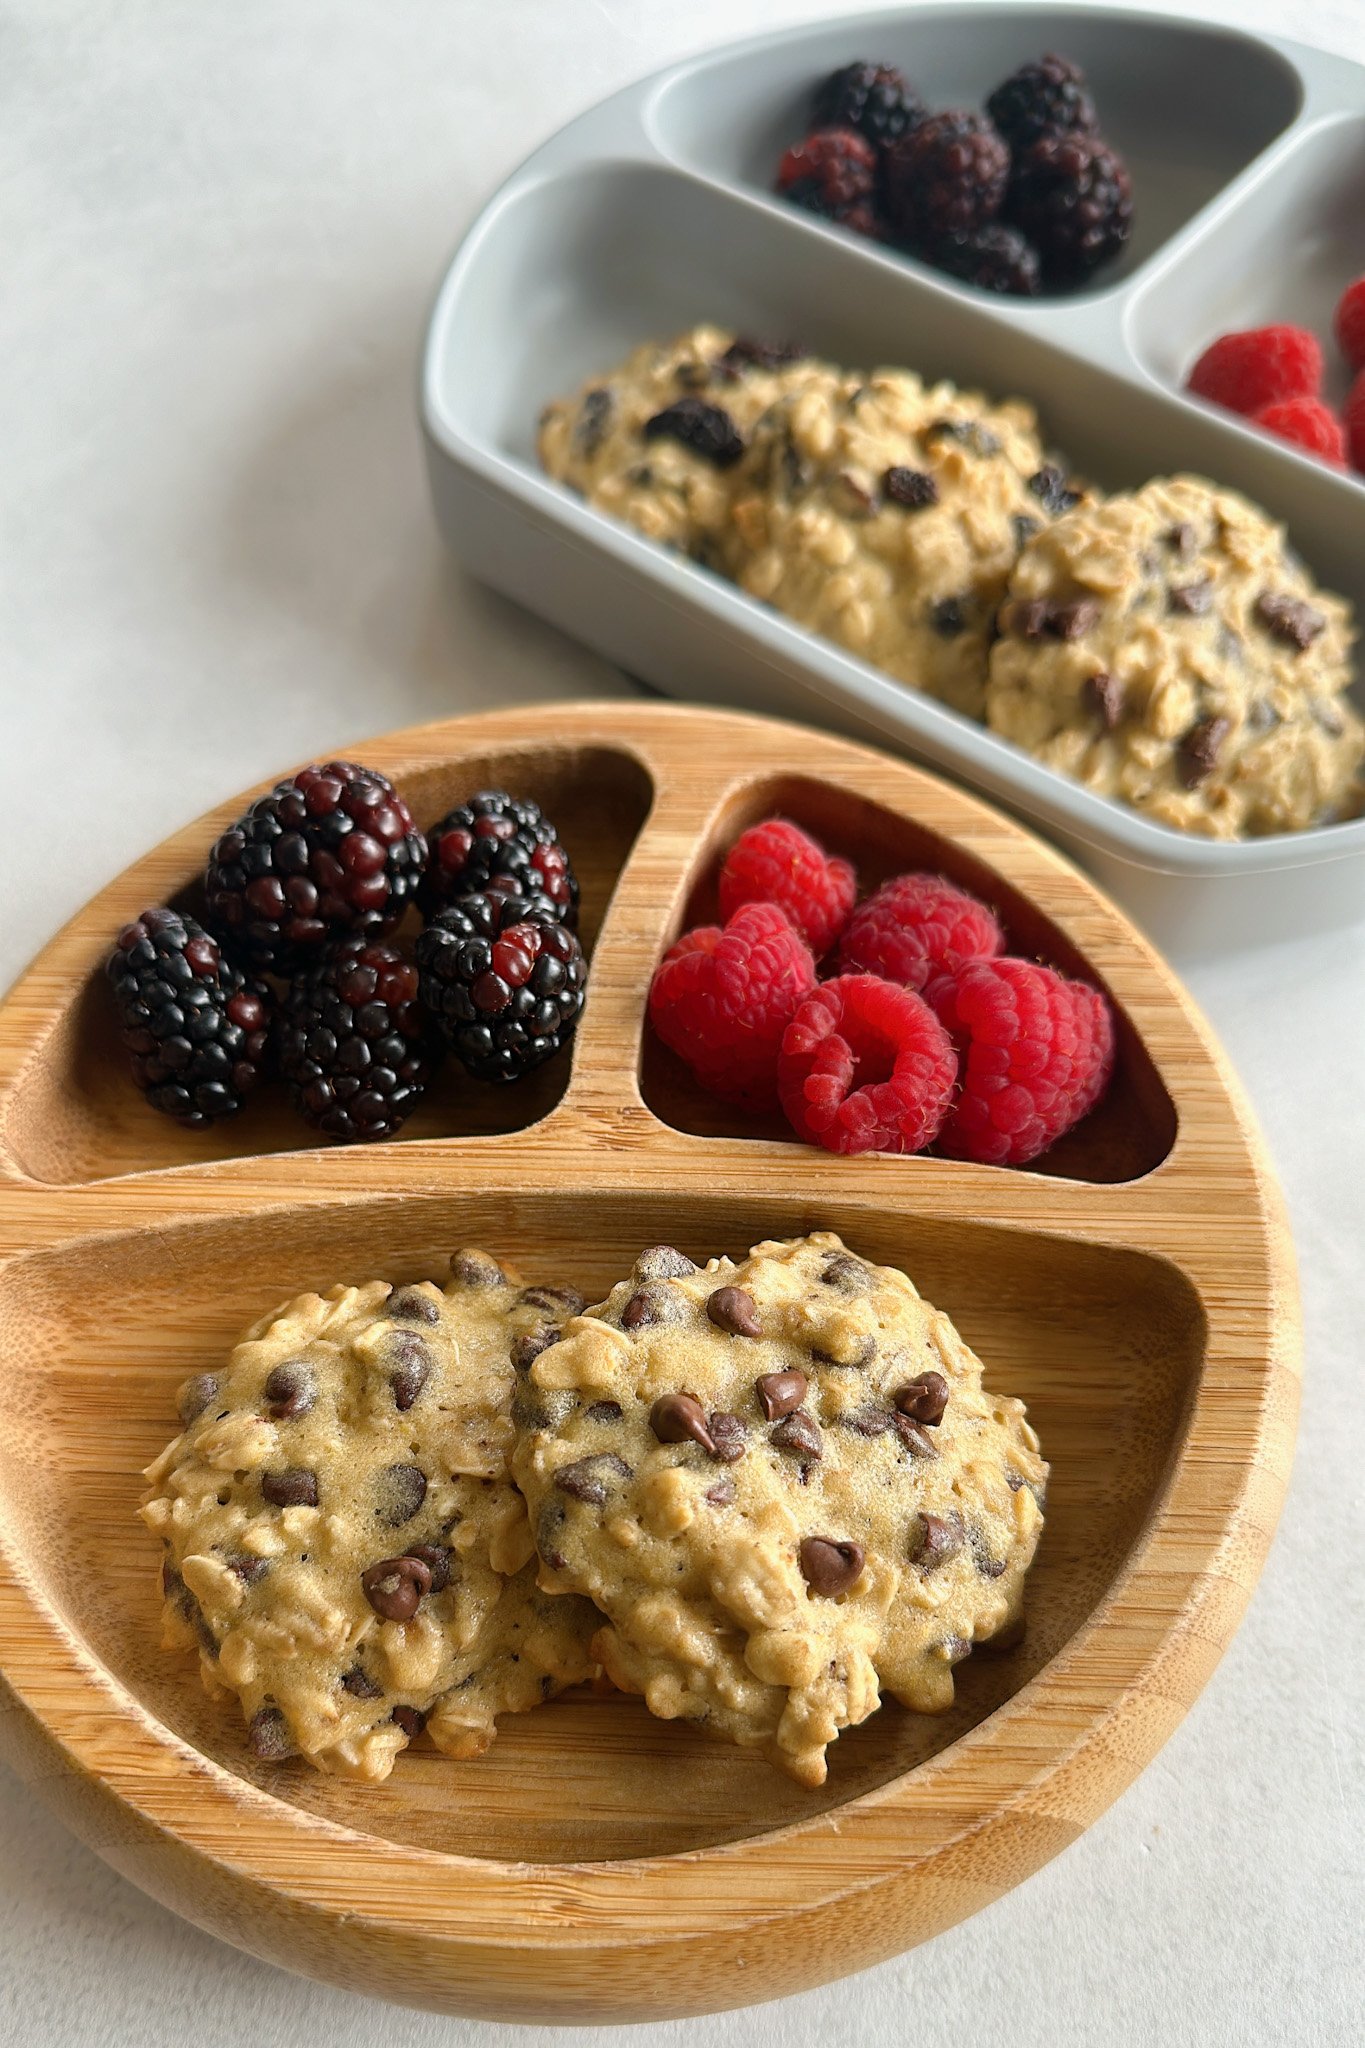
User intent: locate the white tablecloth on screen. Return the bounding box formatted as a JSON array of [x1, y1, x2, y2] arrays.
[[2, 3, 1361, 2042]]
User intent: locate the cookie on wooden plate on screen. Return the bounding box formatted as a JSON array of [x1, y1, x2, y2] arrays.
[[512, 1231, 1047, 1786], [141, 1249, 598, 1781]]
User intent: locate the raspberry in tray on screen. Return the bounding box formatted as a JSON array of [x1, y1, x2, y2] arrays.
[[648, 901, 816, 1110], [1187, 326, 1323, 419], [1253, 397, 1347, 467], [778, 974, 957, 1156], [837, 874, 1004, 991], [718, 818, 856, 957]]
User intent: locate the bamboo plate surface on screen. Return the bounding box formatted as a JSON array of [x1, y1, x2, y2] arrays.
[[0, 702, 1298, 2023]]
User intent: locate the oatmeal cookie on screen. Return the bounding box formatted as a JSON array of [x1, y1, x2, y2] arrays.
[[511, 1233, 1046, 1786], [537, 325, 819, 567], [731, 371, 1072, 720], [984, 474, 1363, 837], [140, 1250, 597, 1781]]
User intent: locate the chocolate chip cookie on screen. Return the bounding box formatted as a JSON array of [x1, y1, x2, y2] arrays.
[[985, 474, 1363, 836], [511, 1233, 1047, 1786], [141, 1250, 598, 1780]]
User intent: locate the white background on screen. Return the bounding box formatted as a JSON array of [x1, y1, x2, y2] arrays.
[[2, 2, 1362, 2043]]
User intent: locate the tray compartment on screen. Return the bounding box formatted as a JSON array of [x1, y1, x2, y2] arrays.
[[636, 772, 1176, 1183], [648, 5, 1304, 293], [0, 1184, 1203, 1862], [1131, 112, 1365, 424], [0, 742, 654, 1186]]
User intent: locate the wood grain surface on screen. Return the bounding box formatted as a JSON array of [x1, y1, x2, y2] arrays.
[[0, 702, 1299, 2023]]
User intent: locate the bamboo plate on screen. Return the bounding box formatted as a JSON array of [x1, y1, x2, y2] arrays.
[[0, 702, 1298, 2024]]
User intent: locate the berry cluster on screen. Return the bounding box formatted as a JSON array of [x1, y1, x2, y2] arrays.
[[1187, 278, 1365, 477], [108, 773, 586, 1142], [775, 51, 1132, 296], [648, 817, 1115, 1165]]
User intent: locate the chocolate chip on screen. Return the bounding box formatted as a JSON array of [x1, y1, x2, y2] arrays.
[[707, 1411, 749, 1463], [635, 1246, 696, 1280], [388, 1332, 432, 1411], [707, 1286, 761, 1338], [177, 1372, 220, 1425], [621, 1285, 688, 1329], [1178, 714, 1230, 788], [586, 1399, 622, 1422], [407, 1542, 452, 1594], [1168, 579, 1213, 617], [388, 1287, 440, 1324], [835, 471, 876, 517], [926, 417, 999, 457], [228, 1554, 270, 1585], [262, 1361, 315, 1421], [1314, 700, 1346, 737], [1053, 598, 1100, 640], [911, 1511, 964, 1569], [248, 1706, 294, 1761], [1084, 671, 1125, 730], [931, 596, 966, 637], [1005, 1469, 1025, 1491], [893, 1416, 938, 1458], [970, 1526, 1006, 1578], [818, 1249, 872, 1294], [1013, 513, 1042, 549], [341, 1666, 383, 1699], [361, 1554, 432, 1621], [1255, 591, 1325, 651], [705, 1477, 737, 1507], [718, 336, 807, 375], [575, 386, 613, 455], [942, 1634, 973, 1665], [519, 1285, 586, 1318], [893, 1371, 950, 1426], [841, 1404, 895, 1436], [1167, 522, 1197, 557], [261, 1467, 318, 1509], [643, 397, 745, 467], [554, 1453, 631, 1506], [375, 1463, 427, 1527], [771, 1410, 822, 1460], [512, 1326, 561, 1373], [674, 359, 710, 390], [755, 1368, 807, 1420], [883, 466, 938, 509], [798, 1537, 865, 1596], [1028, 465, 1080, 516], [391, 1704, 427, 1738], [650, 1391, 715, 1452], [1000, 597, 1051, 639], [449, 1249, 505, 1288]]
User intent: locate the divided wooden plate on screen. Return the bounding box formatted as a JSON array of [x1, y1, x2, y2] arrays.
[[0, 702, 1298, 2023]]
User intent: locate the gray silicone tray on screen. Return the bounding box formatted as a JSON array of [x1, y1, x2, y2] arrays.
[[421, 4, 1365, 959]]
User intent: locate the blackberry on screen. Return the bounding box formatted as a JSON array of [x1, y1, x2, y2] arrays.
[[206, 762, 427, 972], [107, 908, 271, 1128], [416, 891, 587, 1086], [930, 223, 1041, 296], [419, 790, 579, 925], [776, 127, 878, 222], [812, 61, 924, 151], [277, 938, 440, 1142], [1007, 132, 1133, 285], [986, 53, 1099, 153], [886, 110, 1010, 242]]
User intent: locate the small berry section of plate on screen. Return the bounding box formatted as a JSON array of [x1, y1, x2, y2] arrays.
[[0, 703, 1297, 2023]]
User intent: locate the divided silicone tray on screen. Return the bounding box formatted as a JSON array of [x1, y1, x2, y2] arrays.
[[0, 703, 1299, 2022], [421, 4, 1365, 960]]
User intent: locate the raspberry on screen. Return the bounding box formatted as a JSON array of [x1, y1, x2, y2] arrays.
[[838, 873, 1004, 991], [1335, 277, 1365, 373], [1347, 371, 1365, 473], [778, 975, 957, 1156], [929, 223, 1041, 297], [813, 61, 924, 150], [416, 891, 587, 1085], [776, 128, 878, 222], [718, 818, 856, 956], [888, 111, 1009, 241], [277, 939, 440, 1141], [418, 790, 578, 924], [926, 958, 1114, 1166], [106, 908, 271, 1128], [1186, 326, 1322, 419], [1006, 131, 1132, 284], [206, 762, 427, 972], [986, 53, 1099, 153], [1253, 396, 1346, 467], [648, 902, 815, 1110]]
